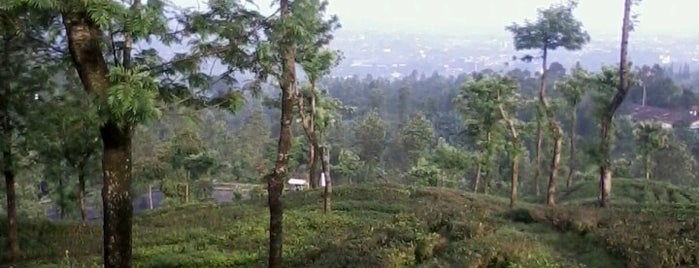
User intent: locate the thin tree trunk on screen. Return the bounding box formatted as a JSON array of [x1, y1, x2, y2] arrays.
[[539, 46, 563, 206], [295, 81, 319, 189], [483, 131, 492, 195], [320, 146, 332, 214], [78, 163, 88, 225], [3, 149, 20, 261], [645, 154, 651, 180], [547, 135, 562, 206], [510, 155, 520, 207], [63, 10, 135, 267], [534, 121, 542, 196], [59, 176, 65, 219], [309, 87, 318, 188], [308, 143, 317, 188], [600, 0, 633, 208], [1, 36, 20, 261], [269, 1, 294, 266], [498, 98, 520, 208], [599, 118, 613, 207], [148, 184, 153, 210], [642, 84, 646, 107], [473, 151, 483, 192], [566, 109, 577, 188]]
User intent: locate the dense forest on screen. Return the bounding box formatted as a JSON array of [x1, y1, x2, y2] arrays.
[[2, 0, 699, 267]]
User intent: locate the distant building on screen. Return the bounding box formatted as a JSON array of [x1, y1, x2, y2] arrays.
[[622, 104, 699, 131]]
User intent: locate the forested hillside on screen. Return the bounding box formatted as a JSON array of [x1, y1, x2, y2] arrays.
[[1, 0, 698, 267]]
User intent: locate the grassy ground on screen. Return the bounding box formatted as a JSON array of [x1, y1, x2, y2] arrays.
[[1, 182, 698, 267]]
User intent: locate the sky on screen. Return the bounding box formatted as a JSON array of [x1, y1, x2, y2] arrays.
[[173, 0, 699, 37]]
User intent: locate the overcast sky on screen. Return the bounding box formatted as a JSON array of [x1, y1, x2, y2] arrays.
[[173, 0, 698, 37]]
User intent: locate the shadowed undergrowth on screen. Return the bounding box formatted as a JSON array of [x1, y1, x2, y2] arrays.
[[1, 183, 697, 267]]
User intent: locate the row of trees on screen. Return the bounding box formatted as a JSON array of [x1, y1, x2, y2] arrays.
[[3, 0, 691, 267], [0, 0, 340, 267]]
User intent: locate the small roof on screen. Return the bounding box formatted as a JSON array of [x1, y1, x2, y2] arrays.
[[287, 178, 307, 185]]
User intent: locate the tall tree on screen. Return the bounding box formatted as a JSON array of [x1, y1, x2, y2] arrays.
[[0, 5, 57, 260], [297, 49, 338, 188], [355, 110, 386, 180], [599, 0, 638, 208], [314, 92, 341, 213], [265, 0, 295, 265], [493, 77, 522, 208], [459, 75, 520, 204], [60, 1, 164, 265], [294, 0, 339, 190], [17, 0, 264, 265], [507, 0, 590, 205], [558, 63, 589, 188], [400, 112, 436, 166], [457, 75, 505, 193]]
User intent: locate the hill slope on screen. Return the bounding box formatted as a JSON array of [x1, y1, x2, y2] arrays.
[[2, 183, 698, 267]]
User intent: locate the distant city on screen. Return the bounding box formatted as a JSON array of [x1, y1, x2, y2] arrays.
[[326, 30, 699, 79]]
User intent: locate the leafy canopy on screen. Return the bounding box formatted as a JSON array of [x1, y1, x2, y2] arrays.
[[506, 0, 590, 58]]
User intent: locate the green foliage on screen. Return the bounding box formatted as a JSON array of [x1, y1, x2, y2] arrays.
[[653, 135, 699, 186], [106, 65, 161, 128], [355, 110, 386, 163], [407, 157, 440, 186], [634, 123, 669, 179], [557, 63, 590, 108], [430, 138, 472, 172], [334, 148, 362, 184], [399, 112, 436, 164], [506, 0, 590, 56]]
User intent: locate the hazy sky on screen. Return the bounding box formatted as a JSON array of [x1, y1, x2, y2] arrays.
[[174, 0, 698, 37]]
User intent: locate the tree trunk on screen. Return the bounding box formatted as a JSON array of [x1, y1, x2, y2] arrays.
[[59, 176, 65, 219], [148, 184, 153, 210], [473, 151, 483, 192], [269, 1, 294, 266], [100, 122, 134, 268], [483, 131, 492, 195], [598, 118, 613, 207], [308, 143, 317, 188], [78, 164, 88, 225], [294, 81, 318, 189], [566, 109, 577, 188], [539, 46, 563, 206], [534, 121, 543, 196], [547, 134, 562, 206], [308, 86, 318, 188], [3, 150, 20, 261], [1, 36, 20, 262], [645, 154, 651, 180], [642, 84, 647, 107], [498, 100, 520, 208], [63, 11, 134, 267], [600, 0, 633, 208], [320, 146, 332, 214], [510, 155, 520, 208]]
